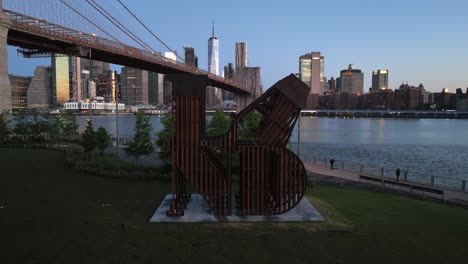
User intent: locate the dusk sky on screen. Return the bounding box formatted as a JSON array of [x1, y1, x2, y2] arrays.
[[5, 0, 468, 92]]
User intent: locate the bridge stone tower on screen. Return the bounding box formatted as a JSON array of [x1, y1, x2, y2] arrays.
[[0, 0, 12, 112]]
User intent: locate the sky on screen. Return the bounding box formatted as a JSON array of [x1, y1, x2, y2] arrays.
[[5, 0, 468, 93]]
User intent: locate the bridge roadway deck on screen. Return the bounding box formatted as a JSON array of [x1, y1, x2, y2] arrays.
[[305, 163, 468, 207]]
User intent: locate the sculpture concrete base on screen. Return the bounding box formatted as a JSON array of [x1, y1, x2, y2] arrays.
[[149, 194, 324, 222]]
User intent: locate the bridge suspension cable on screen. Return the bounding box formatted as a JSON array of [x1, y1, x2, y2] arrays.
[[115, 0, 185, 62], [59, 0, 122, 44], [84, 0, 158, 54]]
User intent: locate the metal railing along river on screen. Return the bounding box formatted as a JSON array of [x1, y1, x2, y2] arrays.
[[304, 156, 467, 193]]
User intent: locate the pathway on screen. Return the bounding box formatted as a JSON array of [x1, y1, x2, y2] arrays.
[[305, 163, 468, 207]]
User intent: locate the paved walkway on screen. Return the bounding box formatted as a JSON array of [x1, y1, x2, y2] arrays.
[[305, 163, 468, 207]]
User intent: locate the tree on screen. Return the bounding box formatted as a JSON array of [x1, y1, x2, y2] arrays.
[[0, 110, 11, 145], [125, 112, 154, 164], [12, 110, 33, 140], [239, 111, 261, 139], [61, 110, 79, 139], [207, 110, 231, 136], [49, 115, 64, 143], [96, 127, 111, 155], [81, 119, 96, 160], [156, 114, 173, 165]]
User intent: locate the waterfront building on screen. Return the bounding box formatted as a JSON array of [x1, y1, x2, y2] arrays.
[[334, 92, 359, 110], [27, 66, 52, 109], [371, 69, 389, 91], [456, 88, 468, 111], [9, 74, 31, 110], [235, 42, 248, 69], [340, 64, 364, 94], [367, 89, 394, 110], [184, 46, 198, 67], [394, 83, 424, 110], [63, 101, 125, 112]]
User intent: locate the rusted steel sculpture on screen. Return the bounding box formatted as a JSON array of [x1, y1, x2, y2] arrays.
[[166, 74, 310, 216]]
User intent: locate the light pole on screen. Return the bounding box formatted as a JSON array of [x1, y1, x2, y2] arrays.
[[86, 98, 92, 121], [294, 73, 302, 160], [298, 111, 301, 159], [114, 77, 119, 158]]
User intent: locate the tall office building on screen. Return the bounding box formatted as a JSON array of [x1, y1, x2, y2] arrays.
[[184, 46, 198, 67], [9, 74, 31, 109], [340, 64, 364, 94], [235, 42, 248, 69], [208, 24, 219, 75], [80, 58, 110, 79], [27, 66, 52, 109], [96, 70, 118, 102], [328, 77, 336, 92], [79, 58, 110, 100], [371, 69, 389, 91], [148, 72, 160, 105], [120, 67, 148, 106], [51, 54, 71, 106], [299, 52, 324, 94]]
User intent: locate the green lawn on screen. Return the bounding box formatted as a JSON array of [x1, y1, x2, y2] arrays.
[[1, 148, 467, 264]]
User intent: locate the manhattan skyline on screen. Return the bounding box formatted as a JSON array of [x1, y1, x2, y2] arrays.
[[5, 0, 468, 93]]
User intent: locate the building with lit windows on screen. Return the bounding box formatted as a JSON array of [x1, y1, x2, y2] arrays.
[[27, 66, 52, 109], [51, 54, 71, 106], [120, 67, 148, 106], [9, 74, 31, 109], [339, 64, 364, 94], [299, 52, 325, 94], [372, 69, 389, 91]]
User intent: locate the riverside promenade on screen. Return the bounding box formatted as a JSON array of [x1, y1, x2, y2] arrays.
[[305, 163, 468, 207]]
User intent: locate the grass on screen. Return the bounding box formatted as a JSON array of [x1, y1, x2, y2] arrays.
[[1, 148, 468, 263]]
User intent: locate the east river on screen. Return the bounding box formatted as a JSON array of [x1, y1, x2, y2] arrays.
[[77, 115, 468, 187]]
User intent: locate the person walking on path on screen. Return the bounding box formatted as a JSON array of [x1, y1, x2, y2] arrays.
[[396, 168, 401, 181], [330, 159, 335, 170]]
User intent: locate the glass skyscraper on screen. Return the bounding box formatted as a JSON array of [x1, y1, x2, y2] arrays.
[[372, 69, 389, 91], [299, 52, 324, 94], [51, 54, 71, 106], [208, 25, 219, 75]]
